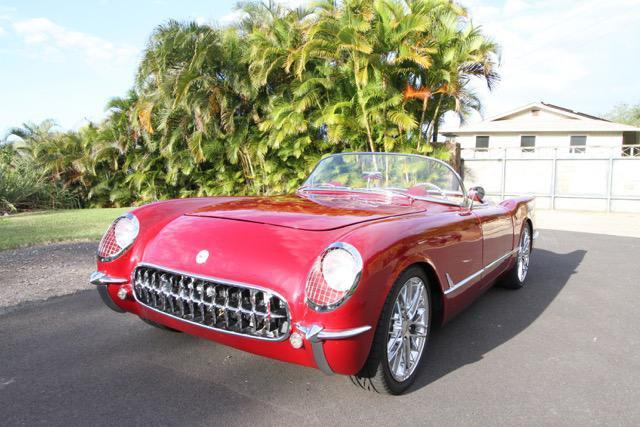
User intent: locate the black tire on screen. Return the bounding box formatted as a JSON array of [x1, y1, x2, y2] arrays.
[[350, 266, 431, 395], [499, 223, 532, 290], [140, 317, 182, 333]]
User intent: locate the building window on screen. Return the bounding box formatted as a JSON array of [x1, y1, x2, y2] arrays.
[[475, 136, 489, 151], [569, 135, 586, 154], [520, 135, 535, 153]]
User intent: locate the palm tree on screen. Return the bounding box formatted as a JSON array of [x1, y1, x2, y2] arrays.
[[403, 0, 499, 147], [5, 119, 59, 160]]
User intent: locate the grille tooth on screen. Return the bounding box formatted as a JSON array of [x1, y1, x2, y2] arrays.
[[186, 278, 195, 320], [216, 286, 227, 307], [240, 289, 252, 311], [254, 292, 266, 313], [264, 293, 272, 332], [150, 272, 158, 307], [177, 276, 186, 318], [159, 274, 168, 310], [168, 286, 176, 314], [227, 288, 239, 309], [141, 271, 149, 302], [166, 276, 175, 313], [133, 265, 290, 340]]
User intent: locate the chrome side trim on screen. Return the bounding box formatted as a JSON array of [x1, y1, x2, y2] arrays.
[[446, 269, 483, 293], [296, 323, 372, 375], [131, 263, 291, 342], [485, 248, 518, 271], [444, 248, 519, 295], [89, 271, 128, 286]]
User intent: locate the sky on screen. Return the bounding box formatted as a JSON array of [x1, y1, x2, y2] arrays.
[[0, 0, 639, 136]]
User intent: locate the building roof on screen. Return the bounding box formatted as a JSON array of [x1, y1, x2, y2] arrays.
[[440, 101, 640, 135]]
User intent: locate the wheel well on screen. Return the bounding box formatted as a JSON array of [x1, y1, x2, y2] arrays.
[[412, 262, 444, 326]]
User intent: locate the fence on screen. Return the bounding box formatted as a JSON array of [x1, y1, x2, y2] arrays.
[[461, 145, 640, 213]]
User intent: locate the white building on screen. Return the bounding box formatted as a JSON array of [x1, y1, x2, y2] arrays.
[[440, 102, 640, 213], [440, 101, 640, 158]]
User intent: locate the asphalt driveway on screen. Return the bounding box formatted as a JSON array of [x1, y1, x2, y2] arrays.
[[1, 230, 639, 426]]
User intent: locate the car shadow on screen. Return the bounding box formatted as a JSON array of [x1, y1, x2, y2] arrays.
[[410, 247, 586, 393]]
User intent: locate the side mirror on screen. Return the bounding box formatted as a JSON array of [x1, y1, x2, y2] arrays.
[[468, 186, 485, 203]]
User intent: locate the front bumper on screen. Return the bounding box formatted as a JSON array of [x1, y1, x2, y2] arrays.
[[90, 271, 374, 375]]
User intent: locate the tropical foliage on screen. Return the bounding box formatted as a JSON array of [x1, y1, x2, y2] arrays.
[[0, 125, 81, 212], [1, 0, 499, 212]]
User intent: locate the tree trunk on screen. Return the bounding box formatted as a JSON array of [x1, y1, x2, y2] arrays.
[[432, 120, 440, 143], [418, 95, 429, 150], [362, 114, 376, 152], [357, 88, 375, 153], [427, 96, 443, 143], [353, 58, 376, 152]]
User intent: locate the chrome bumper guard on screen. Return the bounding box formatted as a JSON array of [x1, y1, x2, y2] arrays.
[[296, 323, 371, 375], [90, 271, 128, 286], [89, 271, 127, 313]]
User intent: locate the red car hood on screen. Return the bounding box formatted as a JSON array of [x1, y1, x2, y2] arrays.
[[185, 193, 425, 231]]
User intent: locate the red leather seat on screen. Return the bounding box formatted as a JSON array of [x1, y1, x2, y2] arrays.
[[407, 186, 428, 197]]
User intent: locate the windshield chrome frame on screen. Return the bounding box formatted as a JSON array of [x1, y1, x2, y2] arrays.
[[299, 152, 468, 208]]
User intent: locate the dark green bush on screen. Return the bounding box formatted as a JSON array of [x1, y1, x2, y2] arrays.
[[0, 148, 80, 213]]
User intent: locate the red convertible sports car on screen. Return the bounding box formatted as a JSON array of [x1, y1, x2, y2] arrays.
[[91, 152, 536, 394]]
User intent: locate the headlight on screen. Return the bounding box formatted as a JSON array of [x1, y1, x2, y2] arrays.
[[97, 213, 139, 261], [305, 242, 363, 311], [114, 214, 139, 248], [322, 248, 360, 292]]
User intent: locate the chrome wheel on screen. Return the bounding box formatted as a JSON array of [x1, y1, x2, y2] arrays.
[[517, 227, 531, 282], [387, 277, 429, 382]]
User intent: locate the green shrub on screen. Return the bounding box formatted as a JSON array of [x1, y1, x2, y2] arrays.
[[0, 153, 80, 214]]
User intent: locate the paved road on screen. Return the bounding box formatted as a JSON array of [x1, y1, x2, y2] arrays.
[[1, 230, 639, 426]]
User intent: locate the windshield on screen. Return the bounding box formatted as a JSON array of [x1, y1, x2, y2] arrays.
[[302, 153, 465, 205]]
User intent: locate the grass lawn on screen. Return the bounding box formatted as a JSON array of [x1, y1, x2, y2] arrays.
[[0, 208, 129, 251]]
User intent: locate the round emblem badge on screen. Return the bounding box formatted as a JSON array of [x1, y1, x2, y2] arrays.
[[196, 250, 209, 264]]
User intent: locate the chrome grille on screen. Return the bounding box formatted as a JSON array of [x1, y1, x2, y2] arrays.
[[132, 265, 290, 340]]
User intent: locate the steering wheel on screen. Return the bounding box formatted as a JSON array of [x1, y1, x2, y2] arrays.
[[413, 182, 447, 198]]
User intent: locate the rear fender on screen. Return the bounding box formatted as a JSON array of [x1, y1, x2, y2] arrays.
[[500, 196, 535, 248]]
